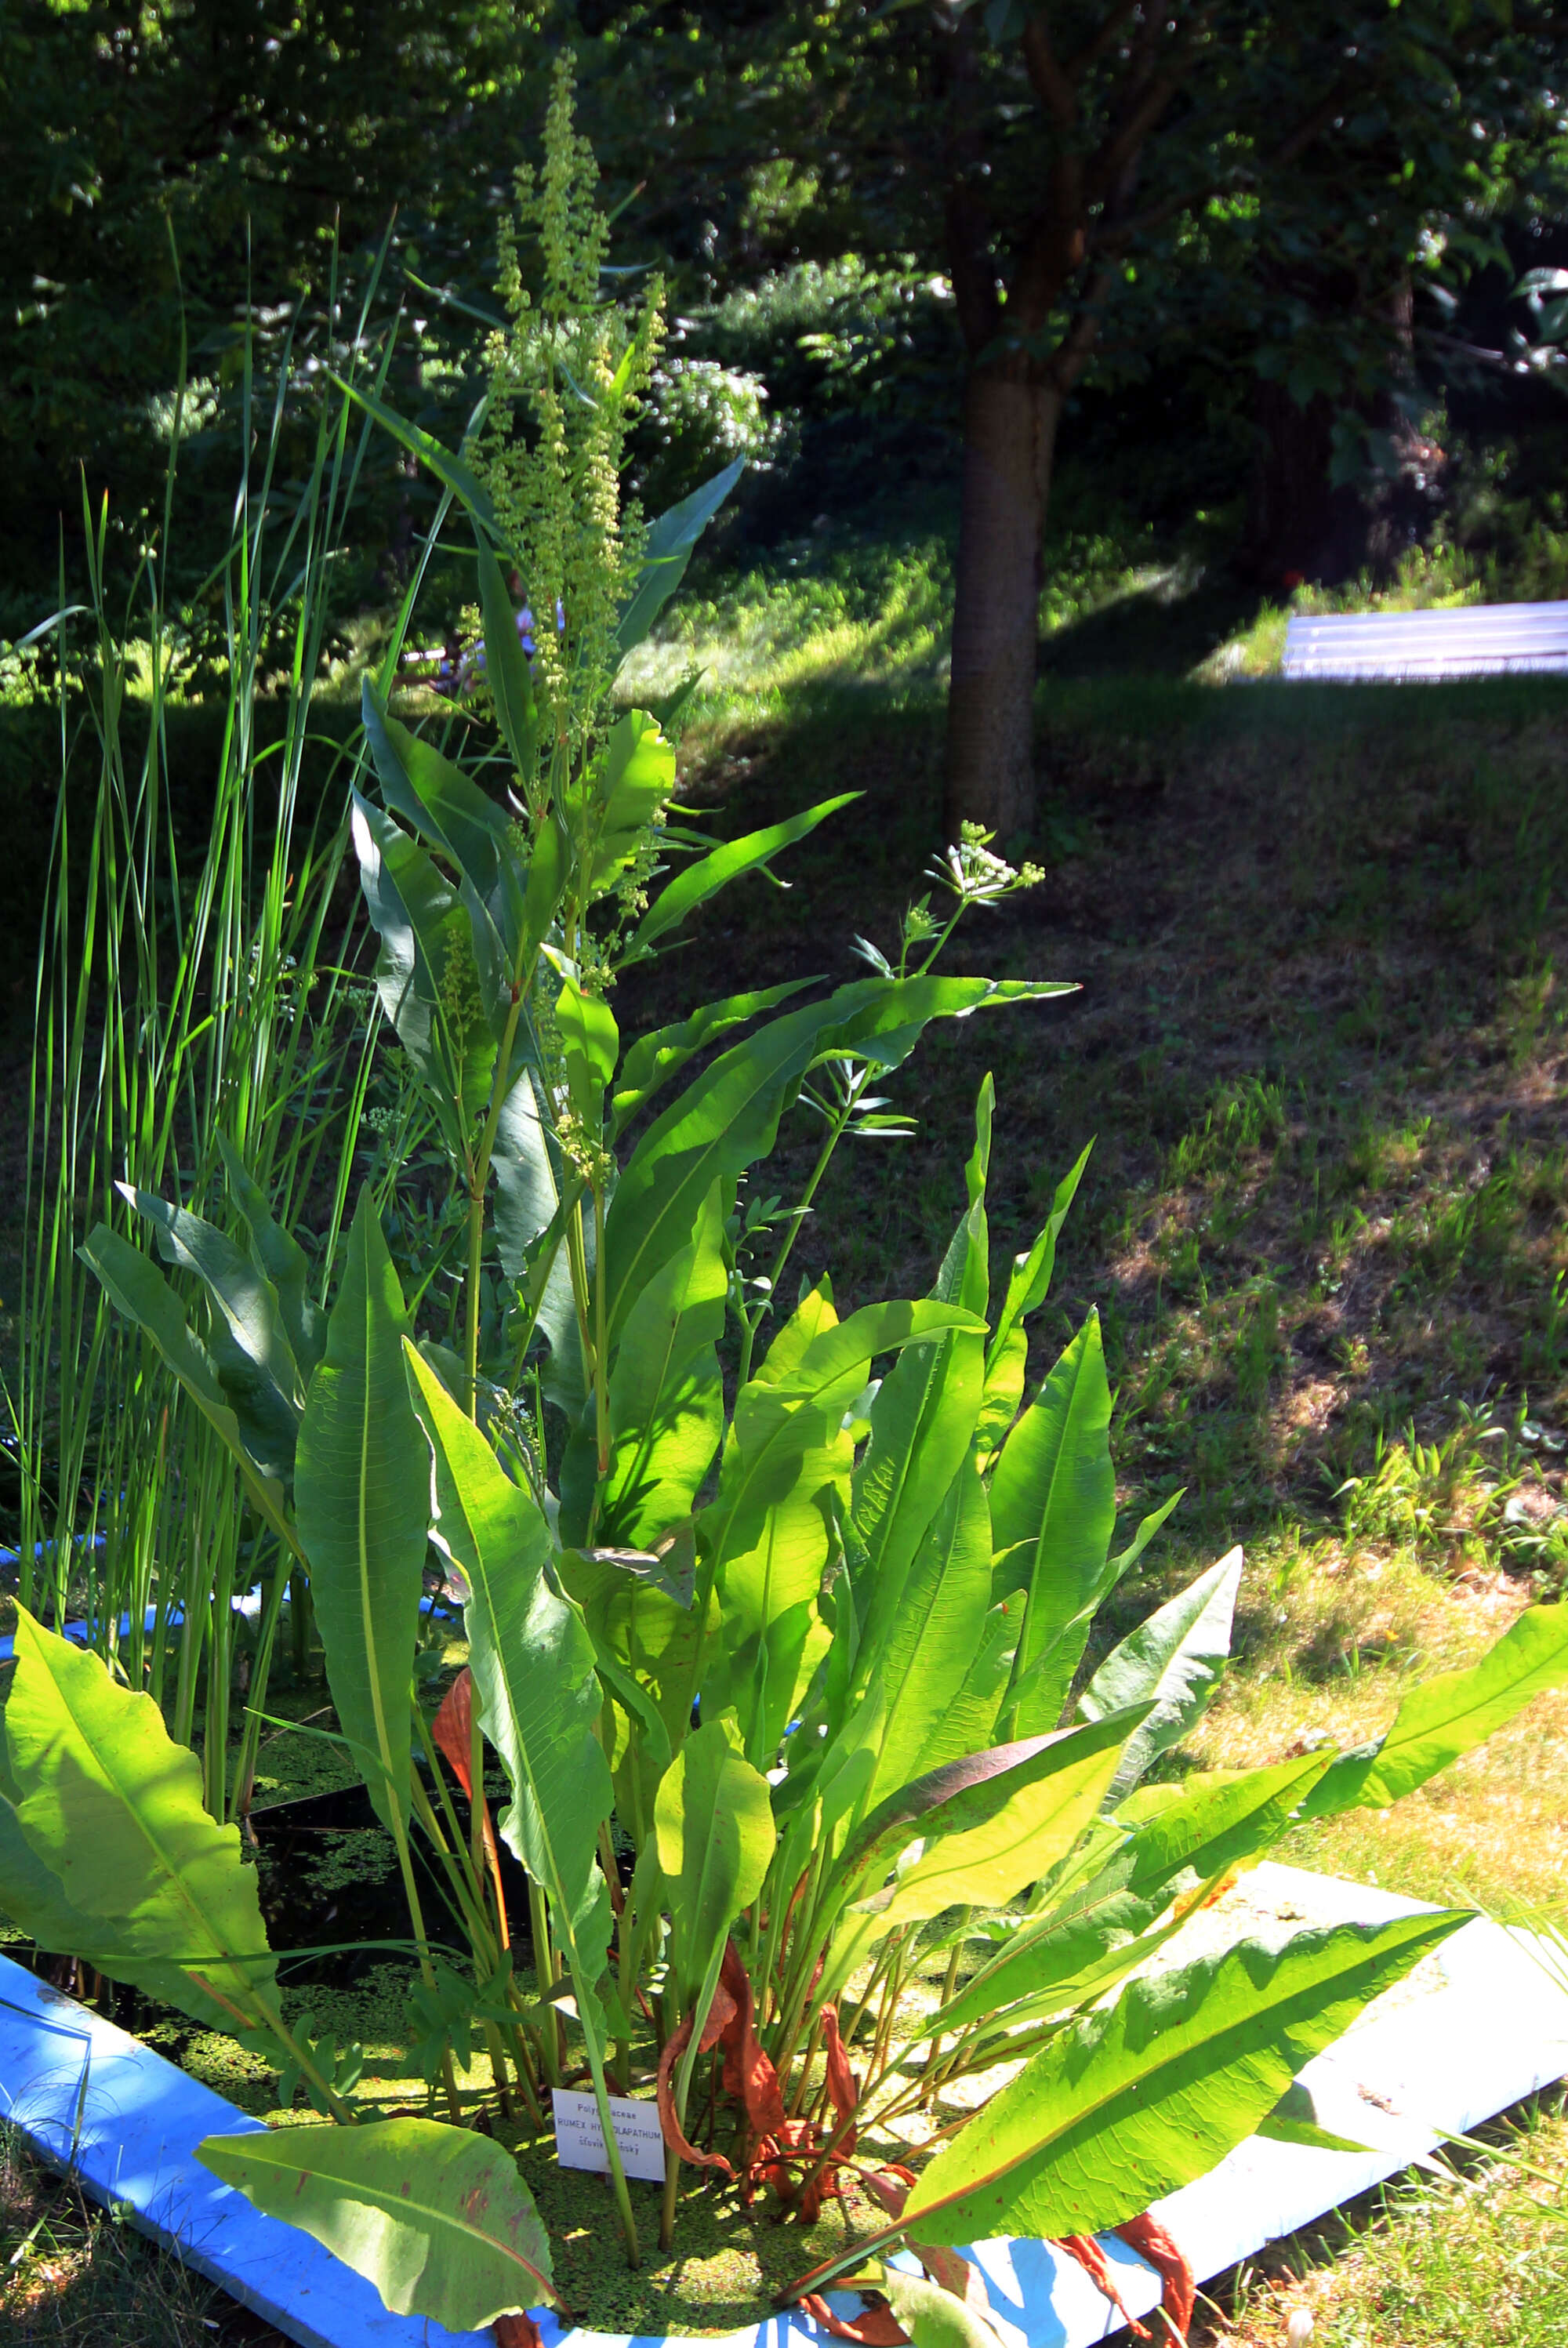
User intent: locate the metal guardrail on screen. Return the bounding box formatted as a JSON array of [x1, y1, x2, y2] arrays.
[[1283, 598, 1568, 680]]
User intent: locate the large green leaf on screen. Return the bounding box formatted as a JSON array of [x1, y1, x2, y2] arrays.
[[850, 1459, 996, 1819], [197, 2120, 557, 2327], [654, 1715, 775, 2004], [1079, 1545, 1243, 1802], [575, 1180, 728, 1548], [120, 1183, 303, 1481], [926, 1891, 1164, 2049], [628, 795, 859, 959], [615, 459, 746, 659], [604, 976, 1058, 1346], [294, 1189, 429, 1841], [404, 1345, 615, 1985], [4, 1610, 278, 2033], [78, 1225, 289, 1540], [902, 1911, 1467, 2247], [1120, 1752, 1333, 1899], [928, 1752, 1335, 2048], [700, 1298, 985, 1766], [573, 711, 677, 894], [990, 1311, 1116, 1737], [1300, 1600, 1568, 1820]]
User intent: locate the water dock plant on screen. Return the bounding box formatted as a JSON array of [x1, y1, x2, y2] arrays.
[[3, 60, 1567, 2348]]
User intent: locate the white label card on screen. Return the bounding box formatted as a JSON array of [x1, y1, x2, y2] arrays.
[[551, 2088, 668, 2183]]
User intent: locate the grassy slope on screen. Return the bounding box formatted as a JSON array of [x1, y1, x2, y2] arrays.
[[5, 546, 1568, 2339]]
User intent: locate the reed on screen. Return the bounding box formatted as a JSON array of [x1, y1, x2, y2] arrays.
[[6, 249, 444, 1820]]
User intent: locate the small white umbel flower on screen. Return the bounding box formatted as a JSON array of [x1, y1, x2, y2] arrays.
[[1286, 2309, 1315, 2348]]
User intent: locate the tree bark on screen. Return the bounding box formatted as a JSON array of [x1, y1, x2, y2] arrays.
[[942, 373, 1061, 844]]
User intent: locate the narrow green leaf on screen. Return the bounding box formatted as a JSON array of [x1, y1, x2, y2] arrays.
[[197, 2120, 557, 2327], [1121, 1752, 1333, 1899], [615, 459, 745, 659], [851, 1460, 996, 1819], [628, 795, 859, 958], [986, 1141, 1093, 1374], [295, 1189, 428, 1841], [360, 682, 517, 1018], [5, 1609, 278, 2032], [1080, 1547, 1243, 1802], [991, 1311, 1116, 1734], [350, 790, 499, 1135], [586, 1181, 728, 1549], [903, 1911, 1468, 2246]]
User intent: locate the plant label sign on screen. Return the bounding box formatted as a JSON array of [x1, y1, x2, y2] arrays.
[[551, 2088, 667, 2182]]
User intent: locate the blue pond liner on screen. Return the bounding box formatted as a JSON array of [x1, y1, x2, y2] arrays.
[[2, 1866, 1567, 2348], [0, 1588, 455, 1668]]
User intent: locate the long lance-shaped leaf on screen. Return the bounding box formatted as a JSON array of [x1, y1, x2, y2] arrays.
[[295, 1189, 428, 1842], [848, 1458, 995, 1820], [1080, 1545, 1244, 1803], [655, 1716, 775, 2005], [78, 1225, 292, 1546], [5, 1610, 278, 2032], [119, 1183, 303, 1480], [404, 1344, 615, 1982], [894, 1911, 1468, 2250], [991, 1311, 1116, 1738], [615, 458, 746, 659], [610, 980, 816, 1137], [837, 1710, 1152, 1911], [564, 1180, 728, 1549], [197, 2121, 559, 2328], [986, 1141, 1094, 1376], [846, 1078, 993, 1687], [700, 1301, 987, 1764], [1299, 1599, 1568, 1820], [627, 795, 860, 959]]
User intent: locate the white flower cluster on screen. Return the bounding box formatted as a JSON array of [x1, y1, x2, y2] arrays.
[[928, 820, 1046, 906]]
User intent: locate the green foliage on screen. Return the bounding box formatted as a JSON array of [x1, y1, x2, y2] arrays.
[[14, 78, 1568, 2348], [195, 2121, 559, 2325]]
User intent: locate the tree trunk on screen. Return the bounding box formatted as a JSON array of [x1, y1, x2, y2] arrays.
[[942, 372, 1061, 846]]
